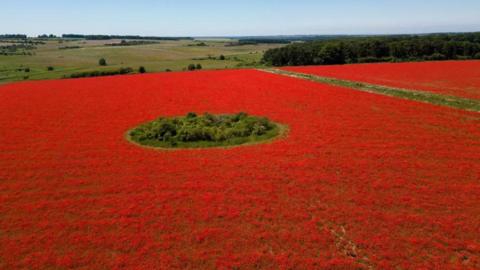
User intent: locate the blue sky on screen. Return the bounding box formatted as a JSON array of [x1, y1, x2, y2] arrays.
[[2, 0, 480, 36]]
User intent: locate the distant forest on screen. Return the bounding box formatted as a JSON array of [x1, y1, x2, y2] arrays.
[[61, 34, 193, 41], [0, 34, 27, 39], [263, 32, 480, 66]]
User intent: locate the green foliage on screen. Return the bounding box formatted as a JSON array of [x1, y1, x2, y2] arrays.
[[0, 34, 27, 39], [219, 55, 226, 60], [98, 58, 107, 66], [38, 34, 57, 39], [68, 67, 133, 78], [186, 112, 197, 118], [263, 32, 480, 66], [187, 64, 196, 71], [24, 67, 30, 73], [196, 64, 202, 70], [139, 66, 146, 73], [315, 44, 345, 65], [47, 66, 54, 71], [129, 112, 282, 148], [59, 46, 81, 50], [424, 53, 447, 61], [105, 40, 158, 47]]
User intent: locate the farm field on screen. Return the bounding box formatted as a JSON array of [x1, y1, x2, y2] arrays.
[[282, 60, 480, 100], [0, 38, 282, 83], [1, 70, 479, 269]]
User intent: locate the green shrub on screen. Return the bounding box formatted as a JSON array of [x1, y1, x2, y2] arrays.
[[129, 112, 281, 148], [186, 112, 197, 118], [47, 66, 54, 71], [69, 67, 133, 79], [196, 64, 202, 70], [139, 66, 146, 73], [99, 58, 107, 66], [187, 64, 196, 71]]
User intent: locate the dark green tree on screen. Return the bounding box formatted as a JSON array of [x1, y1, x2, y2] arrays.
[[99, 58, 107, 66], [262, 32, 480, 66]]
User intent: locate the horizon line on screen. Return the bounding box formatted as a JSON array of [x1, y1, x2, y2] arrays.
[[2, 30, 480, 39]]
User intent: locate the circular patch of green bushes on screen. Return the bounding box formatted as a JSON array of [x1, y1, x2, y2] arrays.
[[128, 112, 285, 149]]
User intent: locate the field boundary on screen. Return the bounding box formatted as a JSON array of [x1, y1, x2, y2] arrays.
[[261, 68, 480, 113]]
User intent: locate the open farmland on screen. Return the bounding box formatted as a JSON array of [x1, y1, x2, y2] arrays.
[[1, 70, 479, 269], [0, 38, 282, 83], [282, 60, 480, 100]]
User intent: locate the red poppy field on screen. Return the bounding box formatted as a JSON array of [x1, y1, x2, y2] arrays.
[[1, 69, 480, 269], [283, 60, 480, 100]]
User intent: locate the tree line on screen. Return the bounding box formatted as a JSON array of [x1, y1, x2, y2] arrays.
[[67, 67, 134, 79], [104, 40, 158, 47], [225, 39, 291, 47], [61, 34, 193, 41], [37, 34, 57, 39], [0, 34, 27, 39], [263, 32, 480, 66]]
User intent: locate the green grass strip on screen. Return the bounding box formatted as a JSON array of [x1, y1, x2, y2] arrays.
[[262, 68, 480, 113]]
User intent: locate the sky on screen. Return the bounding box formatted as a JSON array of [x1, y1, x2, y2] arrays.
[[2, 0, 480, 37]]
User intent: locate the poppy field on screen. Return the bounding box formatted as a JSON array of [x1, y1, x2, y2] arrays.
[[283, 60, 480, 100], [1, 69, 480, 269]]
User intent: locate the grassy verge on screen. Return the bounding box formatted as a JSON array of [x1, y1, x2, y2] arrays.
[[263, 68, 480, 112]]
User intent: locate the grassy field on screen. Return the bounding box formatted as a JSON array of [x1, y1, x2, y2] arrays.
[[0, 38, 283, 83]]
